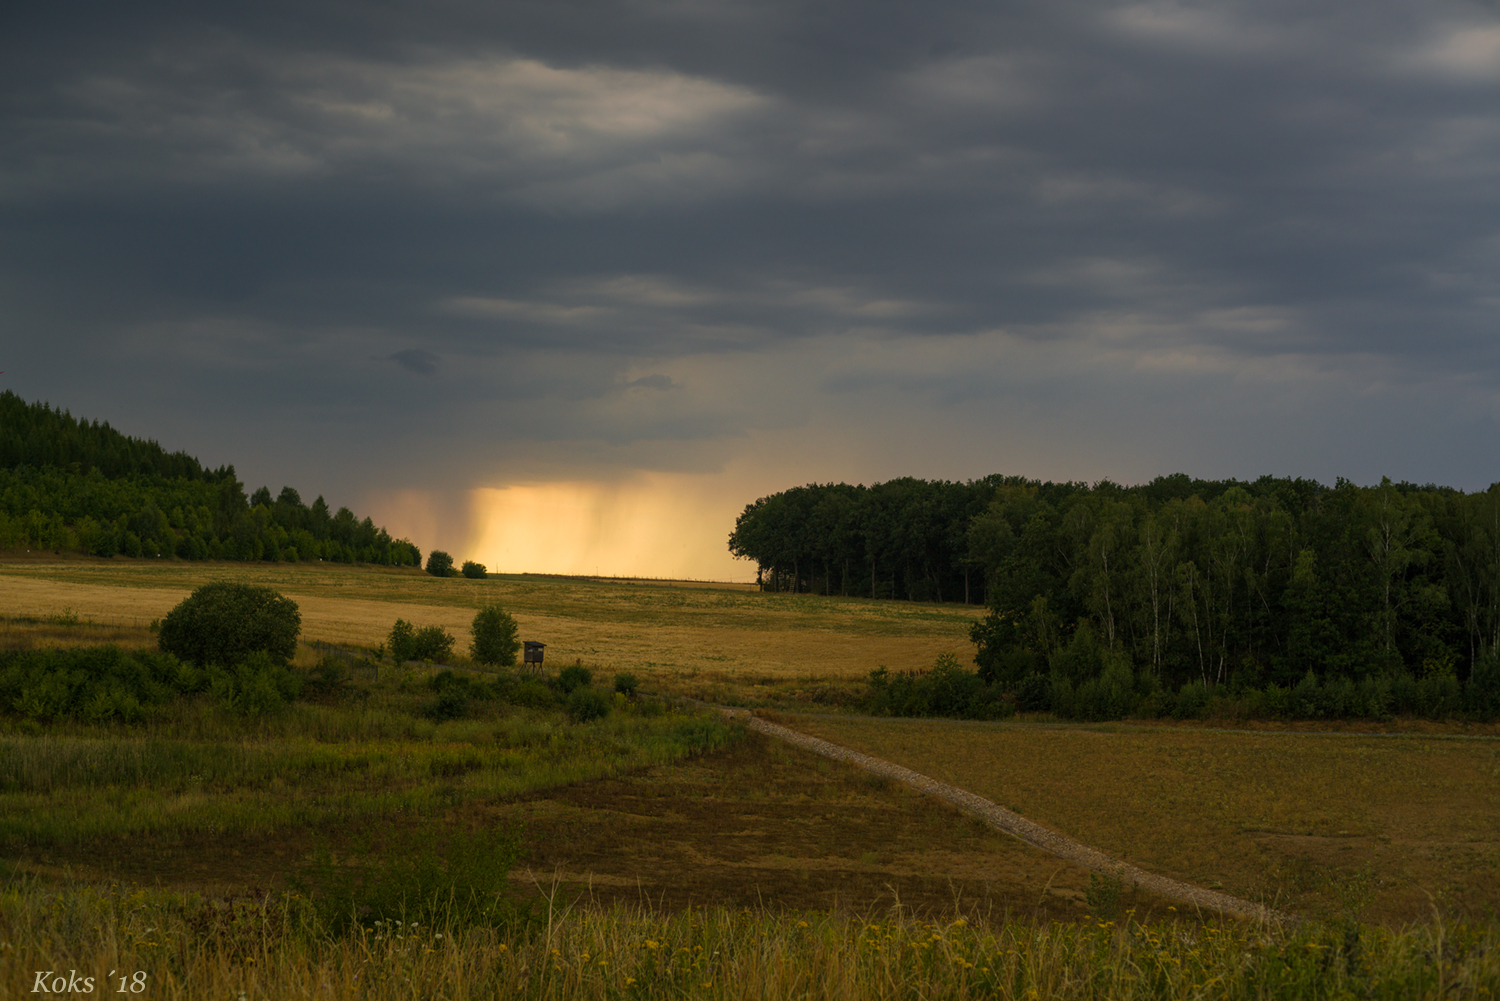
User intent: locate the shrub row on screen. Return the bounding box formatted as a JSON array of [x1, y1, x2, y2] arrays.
[[0, 646, 302, 722], [866, 654, 1500, 723]]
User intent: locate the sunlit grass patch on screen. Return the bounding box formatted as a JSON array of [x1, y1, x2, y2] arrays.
[[0, 560, 981, 682]]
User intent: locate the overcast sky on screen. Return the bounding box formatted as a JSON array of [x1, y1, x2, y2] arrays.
[[4, 0, 1499, 577]]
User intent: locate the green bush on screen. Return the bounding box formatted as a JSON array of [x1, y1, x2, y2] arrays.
[[866, 654, 1014, 720], [425, 550, 456, 577], [1015, 672, 1052, 713], [412, 626, 454, 662], [505, 679, 558, 710], [302, 655, 352, 700], [566, 687, 611, 722], [613, 672, 640, 696], [461, 560, 487, 579], [0, 645, 203, 723], [158, 582, 301, 667], [470, 605, 520, 667], [424, 670, 493, 719], [557, 664, 592, 694], [389, 619, 454, 663], [209, 651, 301, 716]]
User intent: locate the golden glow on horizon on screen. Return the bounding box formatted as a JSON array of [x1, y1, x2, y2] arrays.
[[465, 475, 751, 580]]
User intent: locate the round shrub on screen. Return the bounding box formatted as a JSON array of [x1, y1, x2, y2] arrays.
[[425, 550, 456, 577], [461, 560, 488, 579], [505, 679, 558, 710], [613, 672, 639, 696], [566, 687, 611, 723], [158, 582, 301, 667], [557, 664, 592, 694], [470, 605, 520, 667]]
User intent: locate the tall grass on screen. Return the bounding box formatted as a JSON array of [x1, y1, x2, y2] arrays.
[[0, 708, 735, 847], [3, 881, 1495, 999]]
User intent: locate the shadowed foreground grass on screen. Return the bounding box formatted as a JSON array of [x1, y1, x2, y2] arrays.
[[4, 883, 1497, 1000]]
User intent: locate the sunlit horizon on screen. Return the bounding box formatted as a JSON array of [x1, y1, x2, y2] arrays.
[[365, 473, 761, 582]]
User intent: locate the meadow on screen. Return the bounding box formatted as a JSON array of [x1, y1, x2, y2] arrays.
[[4, 556, 1500, 998], [7, 886, 1499, 1000], [775, 714, 1500, 925], [0, 558, 980, 698]]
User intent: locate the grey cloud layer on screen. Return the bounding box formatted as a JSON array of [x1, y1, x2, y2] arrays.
[[3, 0, 1498, 495]]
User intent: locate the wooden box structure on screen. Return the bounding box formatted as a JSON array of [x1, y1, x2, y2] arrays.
[[523, 640, 546, 674]]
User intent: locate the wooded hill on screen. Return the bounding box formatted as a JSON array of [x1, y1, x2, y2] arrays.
[[729, 474, 1500, 692], [0, 391, 420, 566]]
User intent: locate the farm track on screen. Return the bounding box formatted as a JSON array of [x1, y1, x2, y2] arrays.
[[729, 709, 1291, 924]]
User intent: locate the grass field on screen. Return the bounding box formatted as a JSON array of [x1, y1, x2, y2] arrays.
[[7, 887, 1499, 1000], [772, 714, 1500, 925], [0, 559, 980, 699], [5, 556, 1500, 998]]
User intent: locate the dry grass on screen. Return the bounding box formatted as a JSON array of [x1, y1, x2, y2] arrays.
[[0, 560, 980, 686], [775, 714, 1500, 925], [5, 884, 1497, 1001]]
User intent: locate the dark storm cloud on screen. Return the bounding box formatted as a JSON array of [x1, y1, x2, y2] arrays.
[[388, 349, 439, 375], [2, 0, 1499, 497]]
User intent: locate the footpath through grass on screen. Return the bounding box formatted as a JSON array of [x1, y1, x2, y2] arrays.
[[773, 714, 1500, 925]]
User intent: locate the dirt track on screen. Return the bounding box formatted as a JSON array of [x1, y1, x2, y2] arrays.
[[734, 710, 1290, 923]]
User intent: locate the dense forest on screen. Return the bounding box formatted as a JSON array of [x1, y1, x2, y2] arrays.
[[0, 391, 420, 566], [729, 475, 1500, 707]]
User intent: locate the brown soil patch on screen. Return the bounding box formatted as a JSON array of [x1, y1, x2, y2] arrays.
[[11, 733, 1179, 923]]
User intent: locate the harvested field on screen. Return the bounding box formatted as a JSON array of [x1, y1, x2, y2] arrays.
[[772, 713, 1500, 924], [0, 559, 979, 686]]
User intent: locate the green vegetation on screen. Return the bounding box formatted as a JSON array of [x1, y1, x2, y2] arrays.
[[0, 391, 420, 565], [389, 618, 456, 664], [0, 651, 732, 852], [462, 559, 488, 579], [867, 653, 1014, 720], [566, 686, 612, 722], [3, 888, 1496, 1000], [558, 663, 593, 694], [469, 604, 519, 667], [426, 550, 457, 577], [735, 475, 1500, 719], [158, 581, 302, 666]]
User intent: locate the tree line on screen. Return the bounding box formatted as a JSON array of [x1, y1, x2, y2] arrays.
[[730, 473, 1500, 695], [0, 391, 420, 567], [728, 478, 1003, 603]]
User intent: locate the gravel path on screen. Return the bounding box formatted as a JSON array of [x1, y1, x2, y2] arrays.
[[727, 709, 1289, 924]]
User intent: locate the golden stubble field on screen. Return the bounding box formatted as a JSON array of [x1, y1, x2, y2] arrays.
[[0, 558, 982, 686], [774, 714, 1500, 924]]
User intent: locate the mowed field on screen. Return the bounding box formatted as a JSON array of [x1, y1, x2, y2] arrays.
[[775, 714, 1500, 924], [0, 558, 979, 690]]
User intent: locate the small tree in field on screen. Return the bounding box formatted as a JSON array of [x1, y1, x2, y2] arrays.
[[461, 560, 487, 579], [158, 582, 301, 666], [425, 550, 456, 577], [470, 605, 520, 667], [388, 619, 417, 662]]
